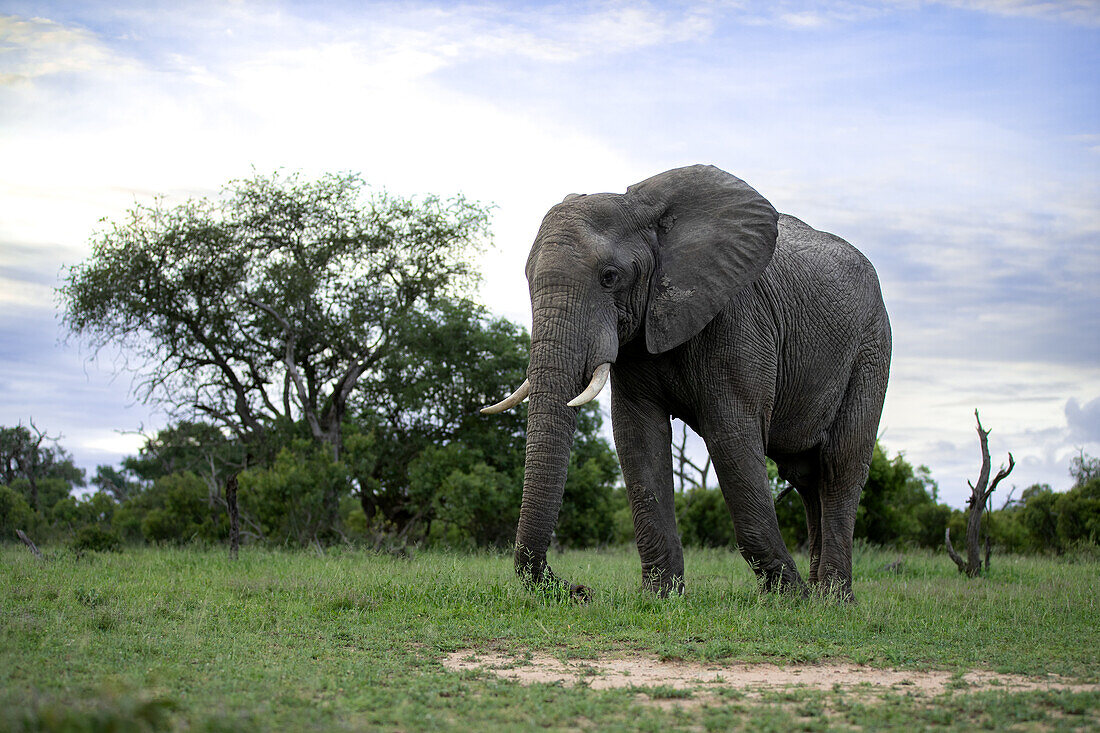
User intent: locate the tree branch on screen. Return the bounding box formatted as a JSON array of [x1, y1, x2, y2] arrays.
[[984, 453, 1015, 504], [242, 298, 323, 441], [16, 529, 43, 560], [945, 527, 966, 574]]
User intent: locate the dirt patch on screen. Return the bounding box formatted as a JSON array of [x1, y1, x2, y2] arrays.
[[444, 650, 1098, 698]]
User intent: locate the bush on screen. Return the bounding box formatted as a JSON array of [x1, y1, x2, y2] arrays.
[[557, 437, 622, 548], [1054, 476, 1100, 546], [72, 524, 122, 552], [856, 444, 940, 547], [0, 484, 35, 540], [408, 444, 520, 548], [240, 441, 351, 544], [676, 487, 735, 548], [50, 492, 117, 535], [112, 472, 224, 544]]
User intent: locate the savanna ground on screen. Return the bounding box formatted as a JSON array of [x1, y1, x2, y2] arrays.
[[2, 544, 1098, 731]]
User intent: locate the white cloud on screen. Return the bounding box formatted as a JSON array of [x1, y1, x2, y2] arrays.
[[935, 0, 1100, 26], [0, 14, 135, 84], [439, 3, 713, 62], [723, 0, 1100, 28], [880, 357, 1100, 502], [1066, 396, 1100, 443]]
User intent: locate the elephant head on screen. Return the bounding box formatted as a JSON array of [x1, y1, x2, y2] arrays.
[[483, 164, 779, 595]]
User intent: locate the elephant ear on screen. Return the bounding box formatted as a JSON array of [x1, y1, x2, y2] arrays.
[[628, 164, 779, 354]]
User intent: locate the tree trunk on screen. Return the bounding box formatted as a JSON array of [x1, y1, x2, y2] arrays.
[[226, 473, 240, 560], [16, 529, 42, 560], [945, 410, 1014, 577]]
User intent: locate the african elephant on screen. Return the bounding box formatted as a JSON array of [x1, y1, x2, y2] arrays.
[[482, 165, 890, 601]]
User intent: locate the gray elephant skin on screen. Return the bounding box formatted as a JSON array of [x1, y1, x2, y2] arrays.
[[483, 164, 891, 601]]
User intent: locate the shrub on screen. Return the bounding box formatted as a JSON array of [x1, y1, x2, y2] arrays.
[[240, 441, 351, 544], [72, 524, 122, 552], [676, 487, 735, 548], [0, 484, 34, 540]]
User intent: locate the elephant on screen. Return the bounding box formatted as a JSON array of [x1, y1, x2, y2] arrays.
[[482, 164, 890, 601]]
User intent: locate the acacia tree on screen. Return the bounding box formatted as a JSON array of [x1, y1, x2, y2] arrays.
[[61, 171, 490, 542]]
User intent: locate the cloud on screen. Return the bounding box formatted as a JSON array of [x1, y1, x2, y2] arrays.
[[880, 357, 1100, 502], [464, 3, 714, 62], [0, 14, 136, 85], [934, 0, 1100, 26], [723, 0, 1100, 28], [1066, 397, 1100, 443], [0, 297, 158, 471]]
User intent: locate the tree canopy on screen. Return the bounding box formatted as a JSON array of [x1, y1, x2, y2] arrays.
[[0, 423, 84, 513], [60, 171, 490, 458]]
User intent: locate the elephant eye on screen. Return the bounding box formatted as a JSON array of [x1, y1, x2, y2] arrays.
[[599, 267, 621, 290]]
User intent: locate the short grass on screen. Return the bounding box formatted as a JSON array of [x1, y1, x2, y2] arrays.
[[2, 544, 1098, 731]]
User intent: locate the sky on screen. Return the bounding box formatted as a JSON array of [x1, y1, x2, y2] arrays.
[[0, 0, 1097, 507]]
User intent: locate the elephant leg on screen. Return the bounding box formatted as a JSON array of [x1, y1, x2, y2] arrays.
[[707, 431, 805, 593], [816, 475, 861, 600], [795, 482, 823, 585], [611, 390, 683, 595], [777, 451, 822, 584], [818, 352, 886, 601]]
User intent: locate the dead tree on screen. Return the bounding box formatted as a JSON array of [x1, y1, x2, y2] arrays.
[[946, 410, 1014, 577], [16, 529, 43, 560]]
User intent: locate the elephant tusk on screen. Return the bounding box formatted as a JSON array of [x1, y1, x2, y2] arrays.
[[480, 379, 531, 414], [567, 363, 611, 407]]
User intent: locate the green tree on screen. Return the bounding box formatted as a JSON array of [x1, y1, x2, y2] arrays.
[[50, 492, 116, 534], [0, 423, 85, 512], [676, 487, 735, 548], [0, 485, 34, 540], [1070, 451, 1100, 487], [113, 472, 226, 544], [354, 299, 528, 536], [409, 444, 519, 548], [91, 465, 141, 503], [1054, 472, 1100, 548], [855, 443, 939, 547], [61, 171, 490, 539], [239, 439, 361, 545], [121, 422, 241, 485], [1017, 483, 1060, 552]]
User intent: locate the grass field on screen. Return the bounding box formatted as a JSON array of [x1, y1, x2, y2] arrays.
[[2, 543, 1098, 731]]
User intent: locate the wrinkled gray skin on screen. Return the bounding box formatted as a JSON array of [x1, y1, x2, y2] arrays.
[[506, 165, 890, 601]]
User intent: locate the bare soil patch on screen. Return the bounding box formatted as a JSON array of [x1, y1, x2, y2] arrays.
[[444, 649, 1097, 698]]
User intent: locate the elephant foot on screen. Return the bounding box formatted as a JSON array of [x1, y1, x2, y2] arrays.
[[643, 568, 685, 597], [756, 562, 807, 596], [812, 578, 855, 603], [517, 563, 591, 603]]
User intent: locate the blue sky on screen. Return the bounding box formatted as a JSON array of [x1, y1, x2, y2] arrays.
[[1, 0, 1097, 506]]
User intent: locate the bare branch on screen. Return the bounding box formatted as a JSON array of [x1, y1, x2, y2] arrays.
[[16, 529, 43, 560], [945, 527, 966, 574], [242, 298, 292, 332], [242, 298, 322, 440], [985, 452, 1015, 503]]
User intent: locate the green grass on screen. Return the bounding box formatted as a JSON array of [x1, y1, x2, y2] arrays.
[[2, 544, 1098, 731]]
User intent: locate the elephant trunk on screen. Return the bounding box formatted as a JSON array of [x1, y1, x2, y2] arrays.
[[513, 296, 593, 596], [514, 378, 577, 585]]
